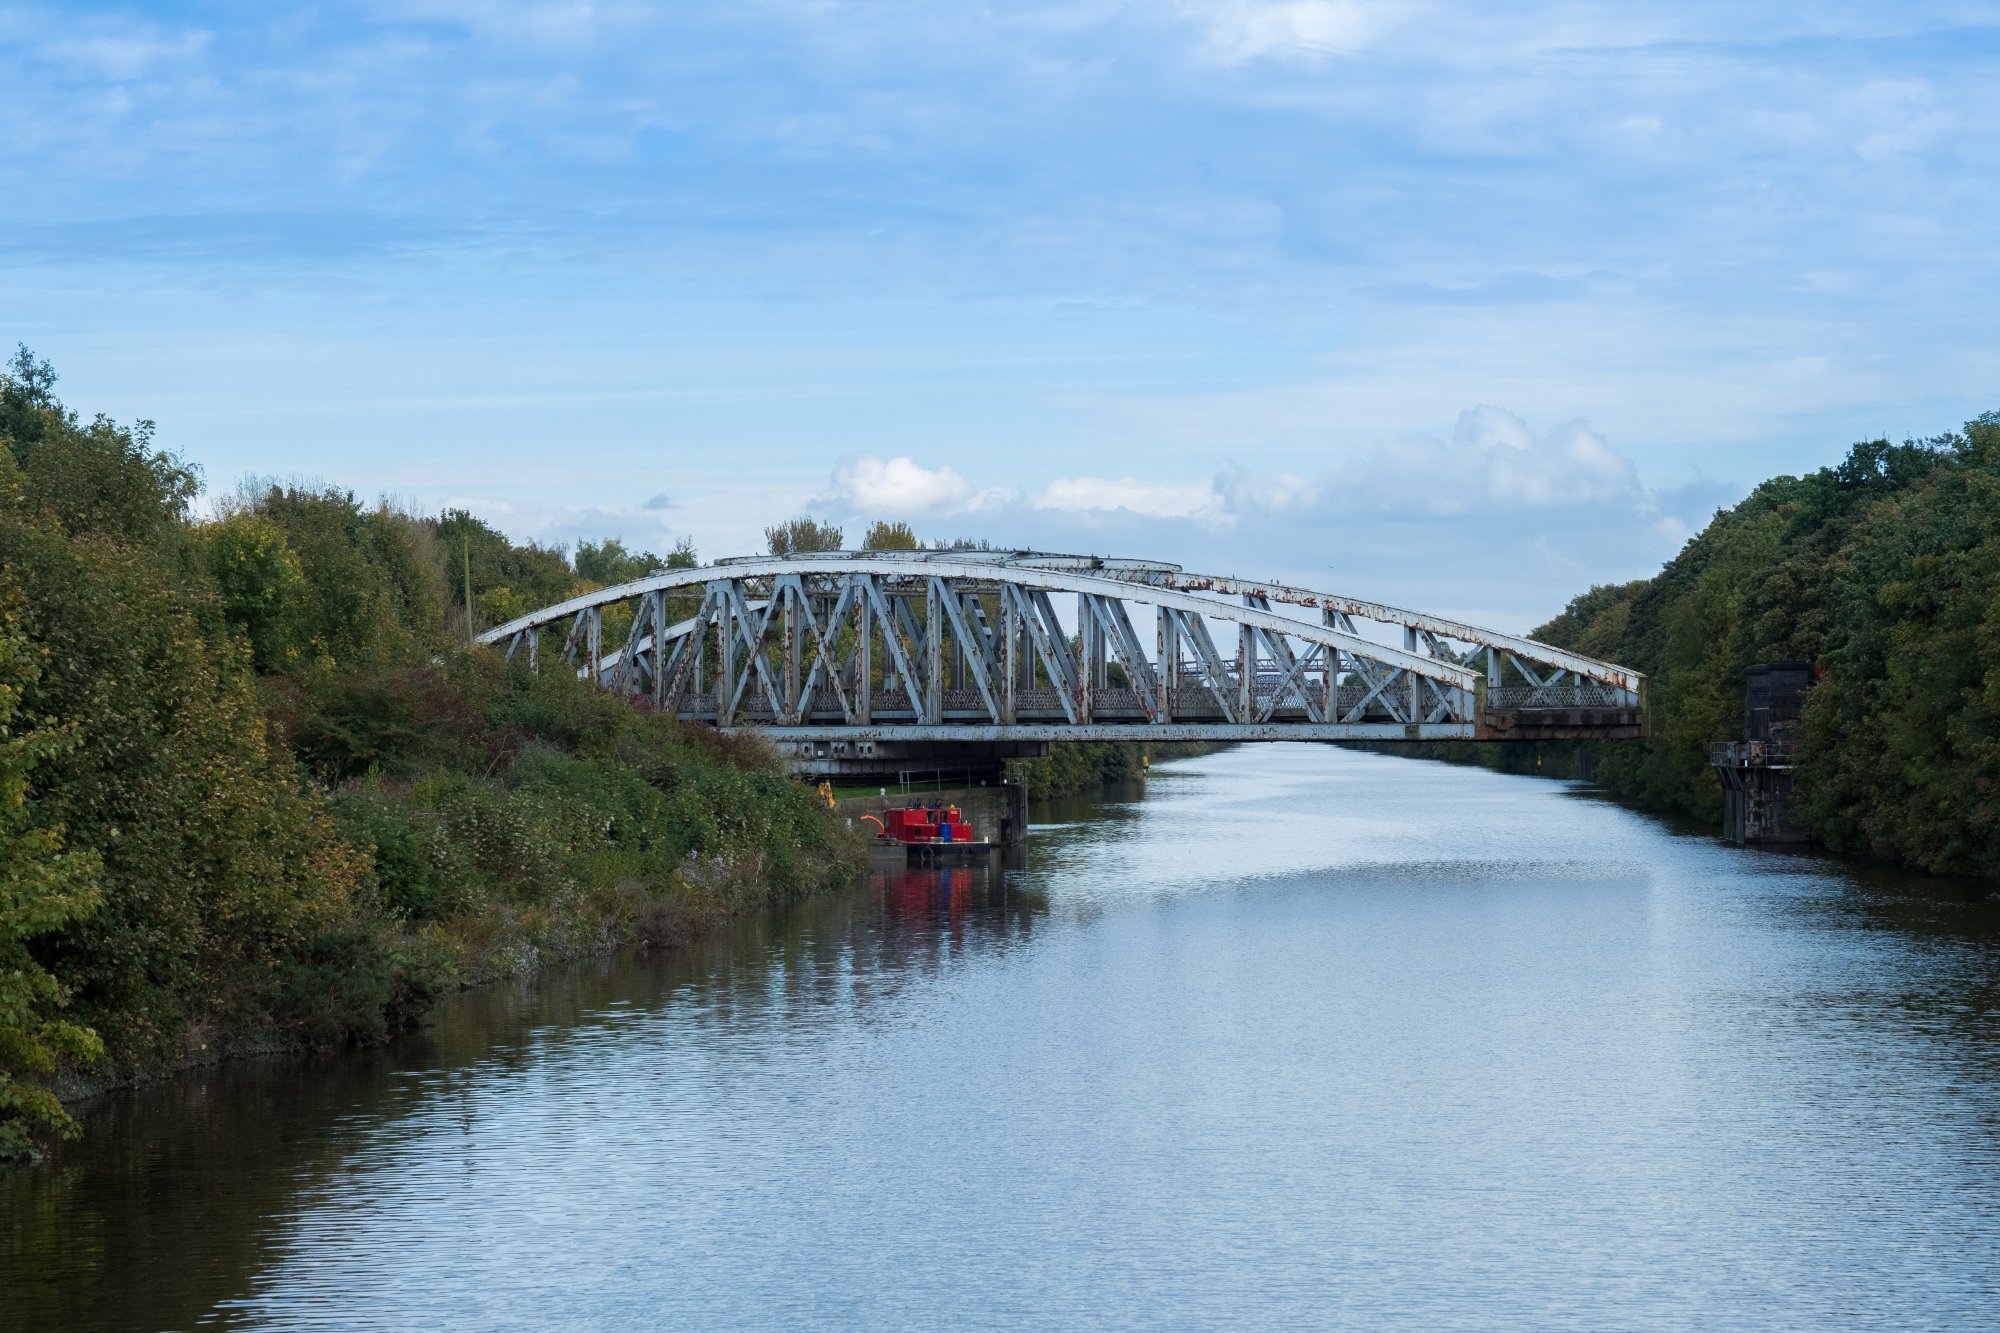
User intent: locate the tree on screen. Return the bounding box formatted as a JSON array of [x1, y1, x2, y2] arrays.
[[0, 379, 368, 1068], [0, 585, 104, 1157], [7, 345, 57, 410], [860, 520, 919, 551], [575, 538, 661, 586], [572, 536, 697, 584], [205, 511, 309, 672], [764, 515, 844, 556], [1513, 422, 2000, 878], [1795, 420, 2000, 875], [4, 347, 194, 548], [0, 352, 860, 1151], [238, 485, 448, 670]]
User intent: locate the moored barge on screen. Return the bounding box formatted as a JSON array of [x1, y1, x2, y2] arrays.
[[861, 802, 997, 863]]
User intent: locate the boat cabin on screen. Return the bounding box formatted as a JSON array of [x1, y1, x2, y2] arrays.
[[876, 803, 976, 845]]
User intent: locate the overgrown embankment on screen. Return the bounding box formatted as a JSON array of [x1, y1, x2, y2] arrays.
[[0, 352, 859, 1158], [1379, 417, 2000, 880], [1007, 741, 1232, 799]]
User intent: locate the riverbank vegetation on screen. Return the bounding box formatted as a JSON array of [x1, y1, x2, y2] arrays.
[[0, 350, 860, 1157], [1007, 742, 1153, 799], [1005, 741, 1234, 799], [1400, 415, 2000, 879]]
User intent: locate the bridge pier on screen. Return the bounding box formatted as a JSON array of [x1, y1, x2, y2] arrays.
[[1710, 662, 1811, 845]]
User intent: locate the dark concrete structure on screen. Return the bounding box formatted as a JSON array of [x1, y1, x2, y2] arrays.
[[1712, 661, 1812, 845]]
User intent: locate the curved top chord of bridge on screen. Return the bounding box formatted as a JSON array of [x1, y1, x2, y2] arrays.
[[475, 550, 1646, 770]]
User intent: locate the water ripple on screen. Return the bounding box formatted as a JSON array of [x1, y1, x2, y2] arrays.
[[7, 744, 1999, 1331]]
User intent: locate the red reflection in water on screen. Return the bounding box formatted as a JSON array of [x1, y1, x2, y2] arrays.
[[879, 866, 978, 922]]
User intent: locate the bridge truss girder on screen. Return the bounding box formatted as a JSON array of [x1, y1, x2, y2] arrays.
[[480, 551, 1647, 744]]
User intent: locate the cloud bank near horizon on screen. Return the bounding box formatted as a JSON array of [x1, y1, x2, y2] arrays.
[[821, 406, 1646, 527], [463, 405, 1723, 632]]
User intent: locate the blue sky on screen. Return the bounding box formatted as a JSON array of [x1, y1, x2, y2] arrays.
[[6, 2, 1998, 629]]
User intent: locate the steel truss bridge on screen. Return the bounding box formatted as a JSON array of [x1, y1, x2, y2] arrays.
[[475, 551, 1645, 767]]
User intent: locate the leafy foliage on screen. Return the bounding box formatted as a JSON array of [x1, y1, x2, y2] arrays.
[[0, 580, 104, 1158], [1793, 418, 2000, 874], [1008, 741, 1222, 798], [575, 536, 697, 586], [0, 350, 858, 1155], [860, 520, 919, 550], [436, 508, 574, 640], [4, 348, 198, 551], [0, 414, 368, 1068], [764, 515, 844, 556], [229, 485, 449, 670], [205, 511, 310, 672]]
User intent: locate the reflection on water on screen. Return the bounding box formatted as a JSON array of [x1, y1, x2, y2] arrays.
[[5, 744, 2000, 1330], [877, 862, 1038, 926]]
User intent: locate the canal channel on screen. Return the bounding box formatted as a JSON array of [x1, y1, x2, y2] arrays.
[[5, 744, 1998, 1328]]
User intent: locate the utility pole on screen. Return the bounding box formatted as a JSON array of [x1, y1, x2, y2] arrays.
[[464, 531, 475, 647]]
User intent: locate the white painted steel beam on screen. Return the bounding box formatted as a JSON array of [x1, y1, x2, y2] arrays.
[[475, 550, 1645, 742]]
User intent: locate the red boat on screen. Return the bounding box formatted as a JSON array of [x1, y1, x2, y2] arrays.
[[861, 803, 993, 859]]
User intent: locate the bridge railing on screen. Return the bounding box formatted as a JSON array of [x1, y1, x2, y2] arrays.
[[1486, 683, 1633, 710]]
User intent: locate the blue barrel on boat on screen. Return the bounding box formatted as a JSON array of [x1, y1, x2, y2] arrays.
[[939, 822, 953, 843]]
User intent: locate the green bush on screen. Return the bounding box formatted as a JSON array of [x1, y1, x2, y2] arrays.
[[331, 794, 472, 921], [276, 926, 450, 1051]]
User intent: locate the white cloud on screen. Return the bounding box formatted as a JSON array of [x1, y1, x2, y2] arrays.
[[1359, 405, 1638, 514], [377, 1, 618, 48], [1852, 79, 1955, 162], [1203, 406, 1639, 519], [1034, 475, 1230, 521], [45, 31, 211, 80], [811, 457, 1247, 545], [1212, 466, 1316, 512], [1195, 1, 1404, 64], [799, 409, 1660, 618], [819, 410, 1640, 534], [826, 454, 1001, 515]]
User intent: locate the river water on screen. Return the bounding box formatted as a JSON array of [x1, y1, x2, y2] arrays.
[[6, 744, 2000, 1330]]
